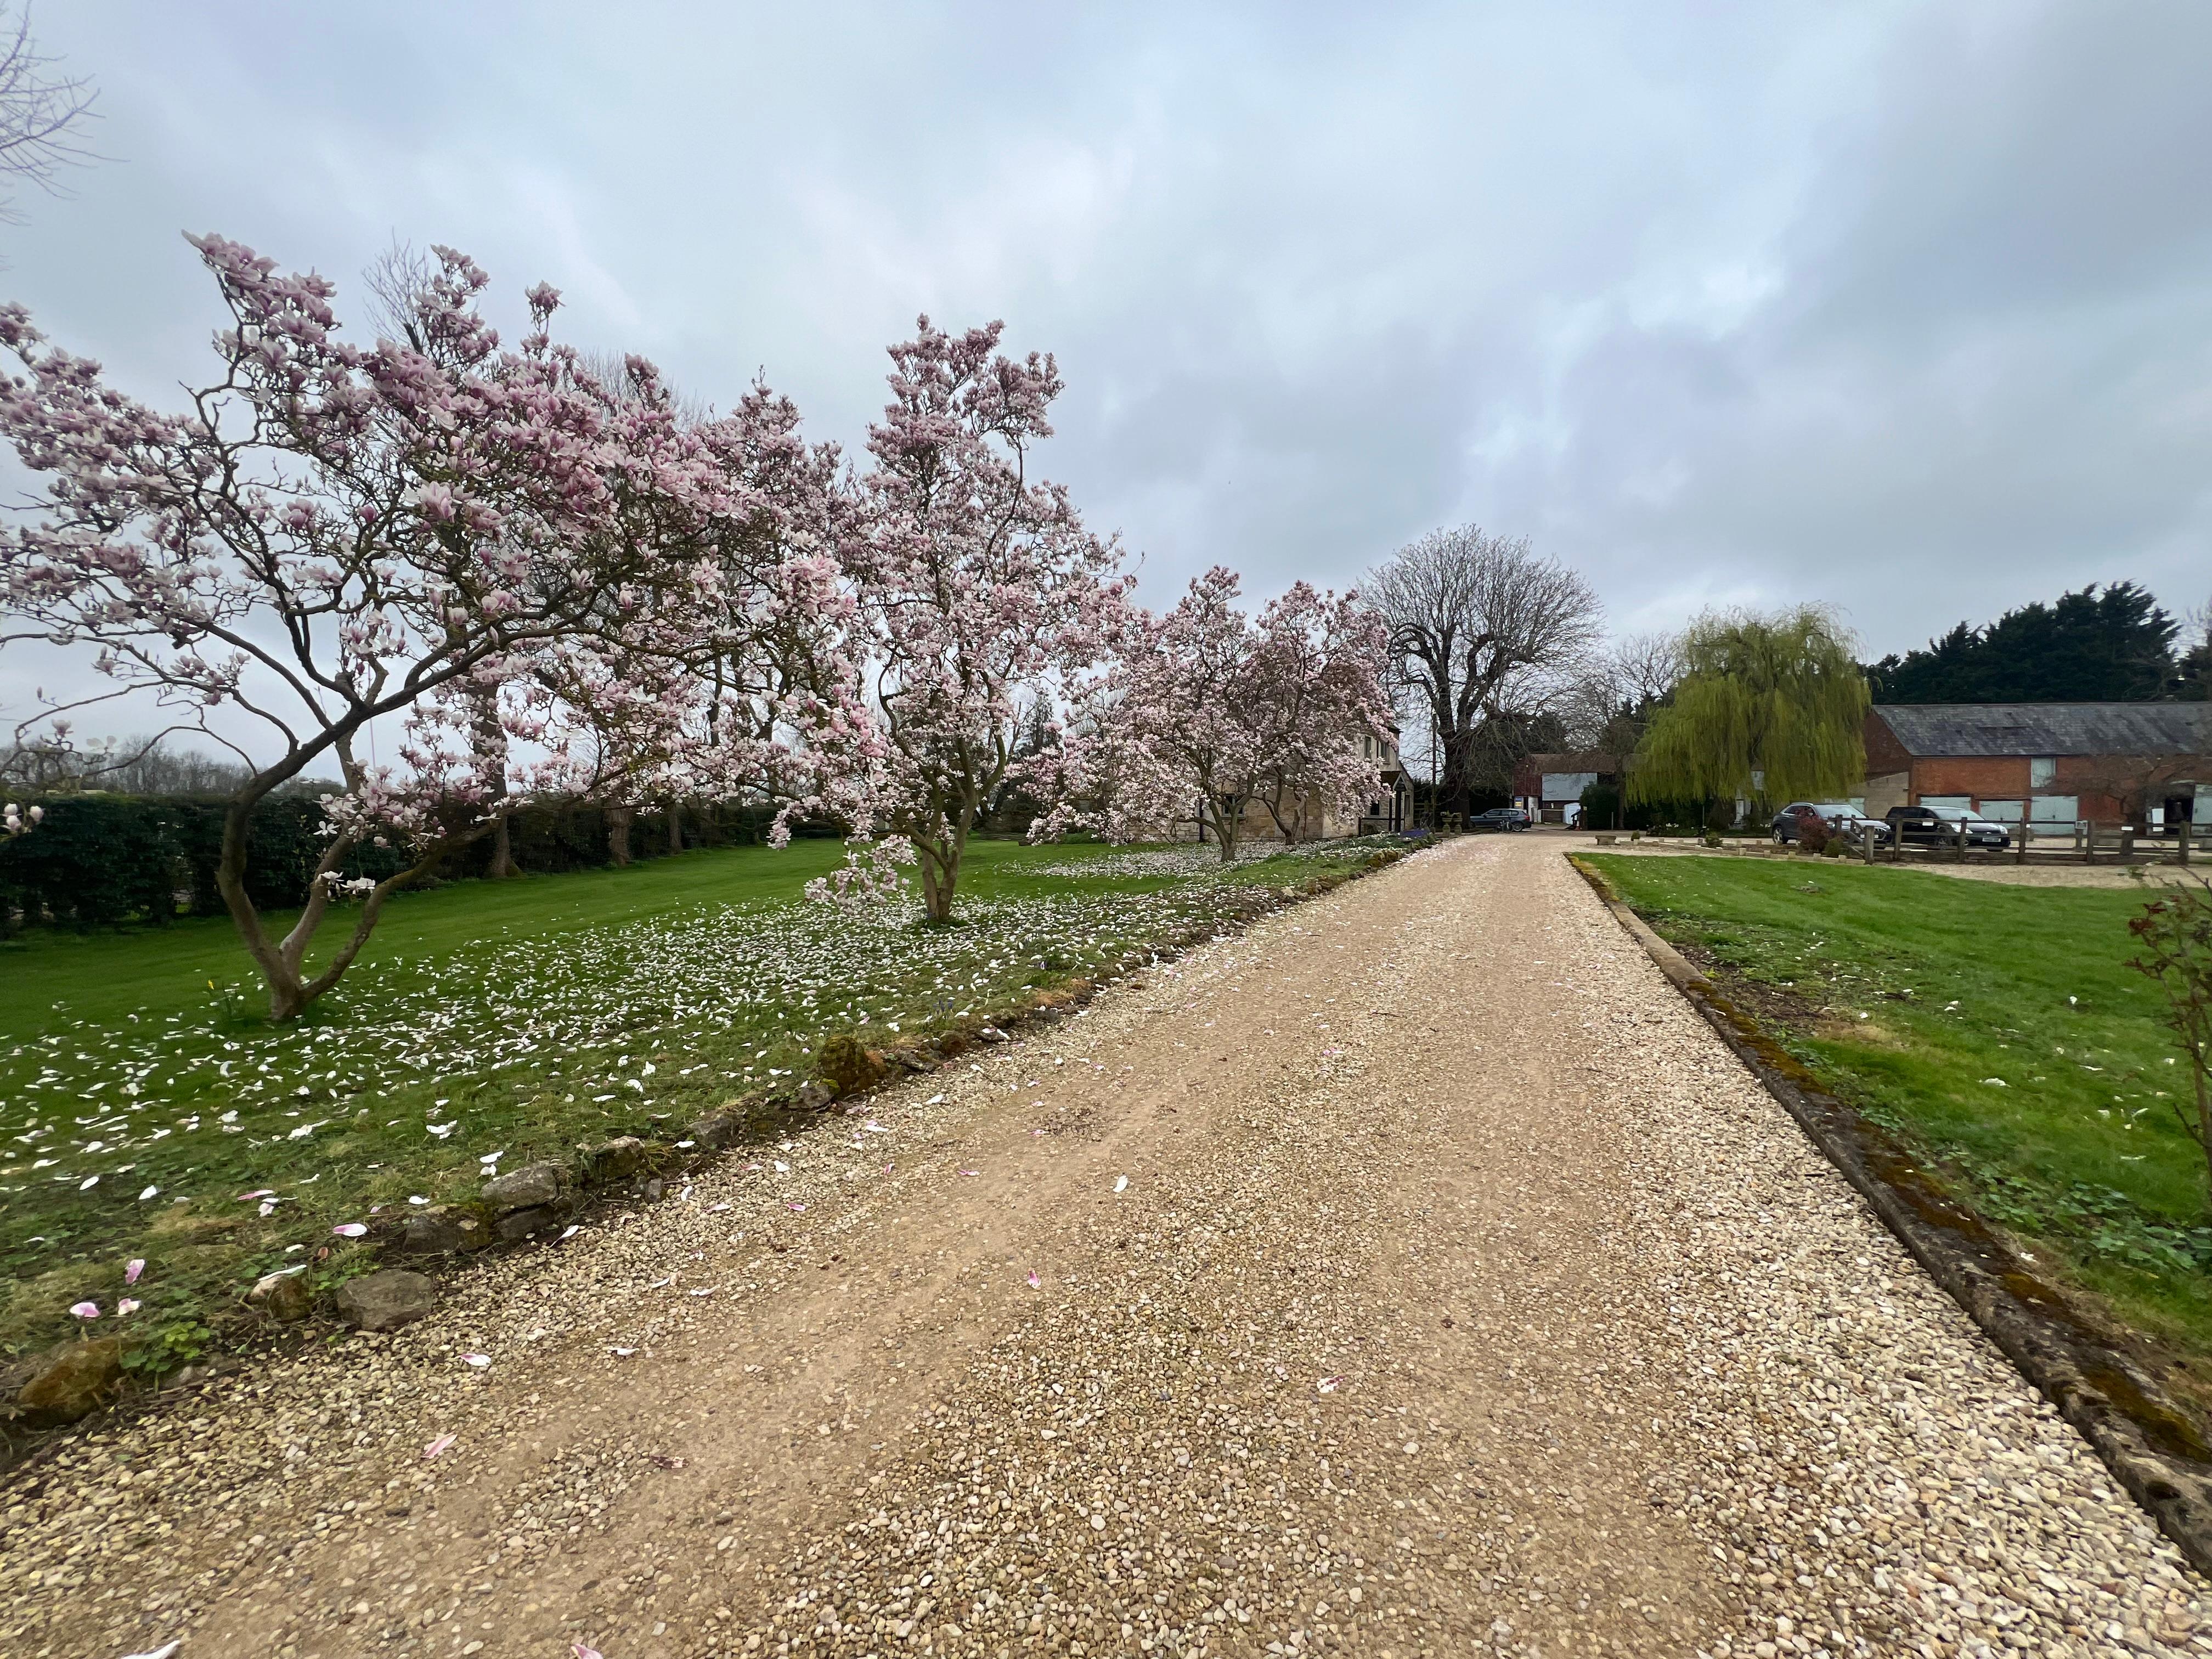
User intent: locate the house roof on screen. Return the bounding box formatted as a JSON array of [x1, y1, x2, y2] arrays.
[[1872, 703, 2212, 758]]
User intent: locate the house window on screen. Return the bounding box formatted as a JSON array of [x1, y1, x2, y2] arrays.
[[2030, 757, 2057, 787]]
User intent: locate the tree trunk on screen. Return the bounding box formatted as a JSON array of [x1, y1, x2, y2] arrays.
[[471, 686, 515, 878], [667, 802, 684, 855], [913, 805, 978, 923], [215, 798, 310, 1020], [487, 812, 517, 880], [1210, 796, 1240, 864], [608, 806, 633, 868]]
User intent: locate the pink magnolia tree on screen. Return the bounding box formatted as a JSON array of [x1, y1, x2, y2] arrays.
[[832, 317, 1128, 922], [0, 236, 853, 1017], [1249, 583, 1395, 843], [1046, 567, 1390, 862], [514, 375, 874, 865]]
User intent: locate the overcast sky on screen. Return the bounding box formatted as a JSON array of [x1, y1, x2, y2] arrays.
[[4, 1, 2209, 745]]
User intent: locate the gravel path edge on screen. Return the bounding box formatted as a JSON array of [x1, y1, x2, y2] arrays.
[[1569, 850, 2212, 1576]]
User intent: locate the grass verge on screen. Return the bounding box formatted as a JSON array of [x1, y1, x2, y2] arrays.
[[2, 836, 1406, 1388], [1583, 854, 2212, 1369]]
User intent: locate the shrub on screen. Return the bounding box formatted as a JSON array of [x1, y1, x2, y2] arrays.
[[2128, 878, 2212, 1211]]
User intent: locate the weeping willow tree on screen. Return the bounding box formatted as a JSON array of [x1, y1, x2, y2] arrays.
[[1629, 607, 1869, 810]]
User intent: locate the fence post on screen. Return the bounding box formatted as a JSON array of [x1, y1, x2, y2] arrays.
[[2121, 825, 2135, 862], [1955, 816, 1967, 862], [1862, 820, 1875, 865], [2081, 821, 2094, 865], [2184, 820, 2194, 867], [2016, 812, 2028, 865]]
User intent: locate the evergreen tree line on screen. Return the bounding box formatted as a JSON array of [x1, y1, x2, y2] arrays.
[[1866, 582, 2211, 704]]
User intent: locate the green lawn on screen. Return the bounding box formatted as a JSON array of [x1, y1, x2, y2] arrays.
[[1584, 854, 2212, 1354], [2, 836, 1394, 1372], [0, 835, 868, 1036]]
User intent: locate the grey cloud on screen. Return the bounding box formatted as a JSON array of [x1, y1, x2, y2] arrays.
[[4, 0, 2208, 742]]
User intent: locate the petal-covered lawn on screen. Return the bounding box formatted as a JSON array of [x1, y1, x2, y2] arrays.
[[1, 836, 1393, 1365]]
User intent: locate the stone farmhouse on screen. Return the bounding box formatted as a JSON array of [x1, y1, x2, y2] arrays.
[[1178, 727, 1409, 845], [1863, 703, 2212, 835]]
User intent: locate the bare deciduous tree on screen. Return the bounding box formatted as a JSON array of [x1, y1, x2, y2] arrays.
[[1364, 526, 1602, 810], [1558, 629, 1689, 756], [0, 3, 94, 222], [1604, 630, 1685, 710]]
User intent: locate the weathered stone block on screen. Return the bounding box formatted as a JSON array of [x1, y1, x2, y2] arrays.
[[586, 1136, 648, 1182], [248, 1269, 313, 1322], [334, 1269, 438, 1332], [16, 1339, 123, 1425], [480, 1160, 565, 1212]]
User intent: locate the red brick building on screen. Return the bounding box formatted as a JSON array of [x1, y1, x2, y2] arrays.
[[1863, 704, 2212, 834]]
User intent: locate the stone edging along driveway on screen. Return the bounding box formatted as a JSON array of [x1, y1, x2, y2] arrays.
[[1568, 851, 2212, 1576], [2, 840, 1421, 1463]]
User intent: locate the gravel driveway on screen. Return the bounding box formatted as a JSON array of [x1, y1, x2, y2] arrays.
[[6, 835, 2207, 1657]]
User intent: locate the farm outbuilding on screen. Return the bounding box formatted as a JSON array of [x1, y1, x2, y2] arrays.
[[1862, 703, 2212, 836], [1510, 752, 1624, 825]]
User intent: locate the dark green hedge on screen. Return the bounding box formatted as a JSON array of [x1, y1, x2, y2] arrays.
[[0, 794, 830, 932]]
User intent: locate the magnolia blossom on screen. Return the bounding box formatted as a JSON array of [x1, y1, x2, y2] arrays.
[[0, 238, 866, 1017], [1042, 568, 1390, 862], [823, 318, 1130, 921]]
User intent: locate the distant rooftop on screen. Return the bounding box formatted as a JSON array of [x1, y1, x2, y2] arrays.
[[1872, 703, 2212, 757]]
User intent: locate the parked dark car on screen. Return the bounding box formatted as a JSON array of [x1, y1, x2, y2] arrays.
[[1470, 807, 1532, 832], [1884, 806, 1948, 844], [1770, 802, 1889, 845], [1886, 805, 2009, 849], [1769, 802, 1821, 843]]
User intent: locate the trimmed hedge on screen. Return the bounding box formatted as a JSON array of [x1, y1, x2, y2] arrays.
[[0, 794, 830, 932]]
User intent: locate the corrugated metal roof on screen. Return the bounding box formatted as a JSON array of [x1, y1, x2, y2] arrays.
[[1872, 703, 2212, 757]]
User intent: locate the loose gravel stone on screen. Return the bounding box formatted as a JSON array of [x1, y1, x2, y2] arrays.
[[1, 836, 2203, 1658]]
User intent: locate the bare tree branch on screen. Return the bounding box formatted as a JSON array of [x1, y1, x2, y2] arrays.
[[0, 3, 96, 221], [1364, 525, 1602, 807]]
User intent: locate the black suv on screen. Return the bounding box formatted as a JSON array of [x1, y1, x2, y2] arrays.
[[1886, 805, 2008, 849], [1470, 807, 1532, 832]]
